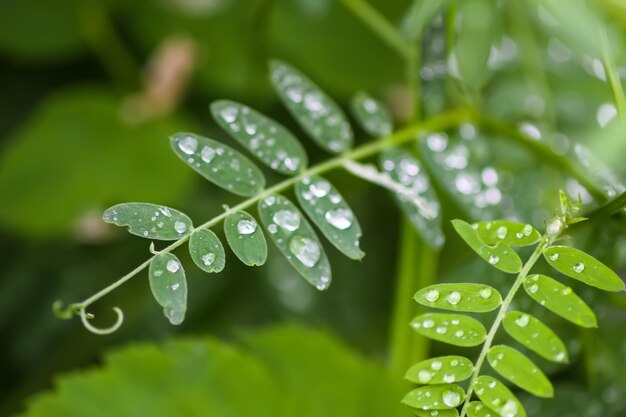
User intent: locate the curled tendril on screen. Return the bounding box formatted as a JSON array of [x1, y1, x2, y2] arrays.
[[149, 241, 159, 255], [52, 300, 83, 319], [79, 306, 124, 335]]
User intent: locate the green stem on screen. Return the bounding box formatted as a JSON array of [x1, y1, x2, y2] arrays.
[[600, 28, 626, 123], [459, 235, 553, 417], [340, 0, 414, 60]]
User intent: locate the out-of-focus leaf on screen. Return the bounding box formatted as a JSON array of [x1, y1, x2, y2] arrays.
[[0, 88, 192, 236], [487, 345, 554, 398], [405, 356, 474, 384], [258, 194, 331, 290], [410, 313, 487, 347], [414, 283, 502, 312], [474, 221, 540, 247], [270, 60, 353, 153], [350, 91, 393, 137], [295, 175, 364, 260], [467, 401, 497, 417], [210, 100, 308, 175], [189, 229, 226, 273], [402, 384, 465, 410], [224, 211, 267, 266], [544, 246, 625, 292], [102, 203, 192, 240], [148, 252, 187, 325], [170, 132, 265, 197], [502, 311, 568, 363], [523, 274, 597, 327], [473, 376, 527, 417]]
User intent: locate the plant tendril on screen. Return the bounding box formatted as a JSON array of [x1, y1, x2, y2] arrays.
[[79, 306, 124, 335]]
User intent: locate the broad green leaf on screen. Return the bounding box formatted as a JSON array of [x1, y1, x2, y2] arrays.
[[544, 246, 625, 292], [411, 313, 487, 347], [474, 221, 540, 247], [487, 345, 554, 398], [414, 283, 502, 313], [103, 203, 192, 240], [258, 194, 331, 290], [405, 356, 474, 384], [210, 100, 308, 175], [350, 91, 393, 137], [523, 274, 597, 328], [380, 148, 444, 248], [224, 211, 267, 266], [269, 60, 353, 153], [148, 252, 187, 325], [189, 229, 226, 273], [401, 0, 449, 41], [415, 410, 459, 417], [467, 401, 497, 417], [295, 175, 364, 260], [503, 311, 568, 363], [170, 132, 265, 197], [451, 219, 522, 273], [473, 376, 526, 417], [402, 384, 465, 410]]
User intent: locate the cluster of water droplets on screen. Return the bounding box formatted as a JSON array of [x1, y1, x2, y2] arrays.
[[412, 315, 480, 342]]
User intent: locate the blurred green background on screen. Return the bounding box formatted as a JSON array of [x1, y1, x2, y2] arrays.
[[1, 0, 626, 416]]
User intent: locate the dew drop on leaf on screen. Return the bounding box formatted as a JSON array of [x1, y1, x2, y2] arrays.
[[273, 209, 301, 231], [288, 235, 321, 268], [237, 219, 257, 235], [573, 262, 585, 273]]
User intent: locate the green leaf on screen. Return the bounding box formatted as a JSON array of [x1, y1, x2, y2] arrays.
[[523, 274, 597, 328], [487, 345, 554, 398], [210, 100, 308, 175], [405, 356, 474, 384], [473, 221, 541, 247], [503, 311, 568, 363], [380, 148, 444, 248], [544, 246, 625, 292], [402, 384, 465, 410], [467, 401, 497, 417], [350, 91, 393, 137], [473, 376, 527, 417], [295, 175, 364, 260], [451, 219, 522, 273], [269, 60, 353, 153], [170, 132, 265, 197], [414, 410, 459, 417], [189, 229, 226, 273], [148, 252, 187, 325], [102, 203, 192, 240], [258, 194, 331, 290], [401, 0, 449, 42], [414, 283, 502, 313], [411, 313, 487, 347], [224, 211, 268, 266]]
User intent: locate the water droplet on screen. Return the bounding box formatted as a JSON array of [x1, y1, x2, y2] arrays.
[[418, 370, 433, 383], [488, 255, 500, 265], [442, 390, 461, 407], [166, 259, 181, 273], [431, 361, 442, 370], [555, 352, 566, 362], [159, 207, 172, 217], [573, 262, 585, 273], [310, 180, 331, 197], [267, 224, 278, 234], [488, 381, 497, 389], [171, 283, 180, 291], [528, 284, 539, 294], [455, 329, 464, 337], [220, 106, 238, 123], [562, 287, 572, 295], [522, 224, 533, 236], [515, 314, 530, 327], [436, 326, 447, 334], [549, 253, 559, 261], [178, 136, 198, 155], [425, 289, 440, 302], [547, 217, 563, 235], [237, 219, 257, 235], [423, 319, 435, 328], [202, 252, 215, 266], [289, 235, 321, 267], [479, 288, 492, 299], [443, 374, 455, 383], [174, 221, 187, 234], [273, 209, 301, 231], [446, 291, 461, 305], [200, 146, 216, 163], [496, 226, 508, 239], [501, 400, 519, 417], [427, 133, 448, 152], [481, 167, 498, 186], [325, 208, 353, 229], [455, 172, 480, 195]]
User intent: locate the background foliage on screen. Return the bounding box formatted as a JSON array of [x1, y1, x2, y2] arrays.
[[1, 0, 626, 416]]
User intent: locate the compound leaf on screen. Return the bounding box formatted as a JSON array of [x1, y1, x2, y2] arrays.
[[189, 229, 226, 273], [524, 274, 597, 328], [487, 345, 554, 398], [411, 313, 487, 347], [544, 246, 625, 292], [503, 311, 568, 363], [402, 384, 465, 410], [224, 211, 267, 267], [414, 283, 502, 313], [350, 91, 393, 137], [405, 356, 474, 385], [148, 252, 187, 325], [210, 100, 308, 175], [103, 203, 192, 240], [473, 376, 526, 417], [170, 132, 265, 197], [270, 60, 353, 153], [295, 175, 364, 260], [258, 194, 331, 290]]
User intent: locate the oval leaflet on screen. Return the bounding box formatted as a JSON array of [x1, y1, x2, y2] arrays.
[[224, 211, 268, 266], [487, 345, 554, 398], [411, 313, 487, 347], [474, 220, 540, 247], [503, 311, 568, 363], [148, 252, 187, 325], [402, 384, 466, 410], [473, 376, 526, 417], [405, 356, 474, 385], [414, 283, 502, 313], [350, 91, 393, 137], [189, 229, 226, 273], [103, 203, 192, 240]]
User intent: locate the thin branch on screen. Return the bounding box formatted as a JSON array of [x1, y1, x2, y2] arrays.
[[599, 27, 626, 123]]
